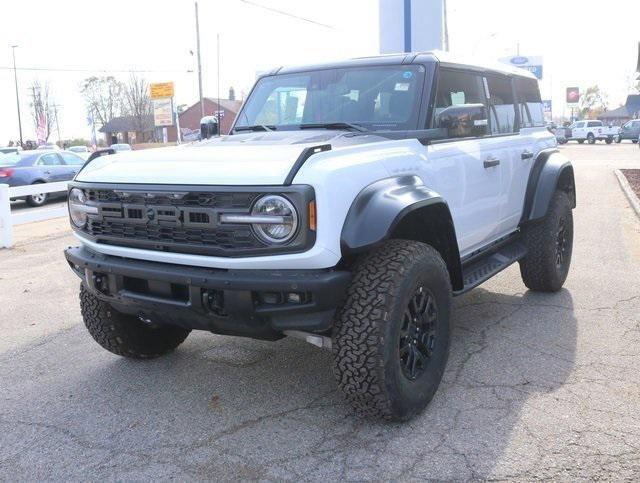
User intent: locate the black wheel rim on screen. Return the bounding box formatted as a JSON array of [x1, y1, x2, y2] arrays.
[[398, 286, 438, 381], [556, 217, 567, 267]]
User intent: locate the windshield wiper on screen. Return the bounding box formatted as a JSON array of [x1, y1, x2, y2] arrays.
[[234, 124, 276, 132], [299, 122, 368, 132]]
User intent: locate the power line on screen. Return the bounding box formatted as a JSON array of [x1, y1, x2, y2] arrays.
[[0, 66, 193, 74], [238, 0, 334, 29]]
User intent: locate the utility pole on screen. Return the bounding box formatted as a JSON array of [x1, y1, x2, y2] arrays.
[[195, 2, 204, 119], [11, 45, 23, 146], [217, 33, 221, 136]]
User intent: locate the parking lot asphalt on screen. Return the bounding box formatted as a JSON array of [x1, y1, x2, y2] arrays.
[[1, 144, 639, 480]]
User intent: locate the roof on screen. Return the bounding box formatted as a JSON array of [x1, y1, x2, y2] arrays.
[[599, 95, 640, 119], [203, 98, 242, 113], [99, 115, 154, 133], [270, 50, 536, 79]]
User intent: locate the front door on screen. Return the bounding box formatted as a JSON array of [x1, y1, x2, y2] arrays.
[[426, 68, 502, 256]]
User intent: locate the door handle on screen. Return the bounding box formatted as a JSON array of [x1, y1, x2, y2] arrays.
[[521, 150, 534, 160], [483, 157, 500, 168]]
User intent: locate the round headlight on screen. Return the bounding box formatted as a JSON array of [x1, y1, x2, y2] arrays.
[[68, 188, 87, 228], [251, 195, 298, 244]]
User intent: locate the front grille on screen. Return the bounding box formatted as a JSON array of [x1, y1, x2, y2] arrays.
[[86, 219, 261, 250], [86, 189, 258, 209], [81, 188, 265, 255], [75, 184, 315, 257]]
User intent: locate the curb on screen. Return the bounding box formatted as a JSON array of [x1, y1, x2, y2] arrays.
[[614, 169, 640, 220]]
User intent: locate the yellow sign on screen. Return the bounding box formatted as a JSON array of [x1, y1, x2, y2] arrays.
[[150, 82, 174, 100]]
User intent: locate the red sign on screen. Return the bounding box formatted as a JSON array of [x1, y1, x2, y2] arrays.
[[566, 87, 580, 104]]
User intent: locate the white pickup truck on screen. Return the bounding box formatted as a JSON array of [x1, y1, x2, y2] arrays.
[[568, 120, 619, 144]]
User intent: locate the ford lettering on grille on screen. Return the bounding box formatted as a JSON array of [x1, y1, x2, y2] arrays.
[[98, 202, 218, 228]]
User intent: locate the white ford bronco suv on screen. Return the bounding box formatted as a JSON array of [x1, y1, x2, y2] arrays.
[[64, 52, 575, 421]]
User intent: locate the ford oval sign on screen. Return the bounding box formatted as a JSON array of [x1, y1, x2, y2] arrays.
[[510, 56, 529, 65]]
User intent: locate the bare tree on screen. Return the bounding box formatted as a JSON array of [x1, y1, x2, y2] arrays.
[[29, 81, 54, 142], [80, 76, 125, 126], [123, 73, 153, 137]]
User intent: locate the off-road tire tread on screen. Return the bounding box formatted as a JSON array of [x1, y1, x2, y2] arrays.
[[80, 285, 190, 358], [332, 240, 450, 421], [519, 190, 573, 292]]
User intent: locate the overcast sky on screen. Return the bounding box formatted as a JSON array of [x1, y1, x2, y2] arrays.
[[1, 0, 638, 142]]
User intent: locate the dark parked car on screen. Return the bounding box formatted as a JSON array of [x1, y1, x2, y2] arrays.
[[0, 150, 85, 206], [616, 119, 640, 143]]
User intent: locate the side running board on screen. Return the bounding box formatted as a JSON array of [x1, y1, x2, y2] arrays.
[[454, 240, 527, 296]]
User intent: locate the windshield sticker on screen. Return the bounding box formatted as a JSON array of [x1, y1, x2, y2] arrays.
[[395, 82, 410, 92], [403, 71, 413, 79]]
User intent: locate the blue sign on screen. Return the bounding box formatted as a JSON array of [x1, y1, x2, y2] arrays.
[[542, 100, 552, 117], [522, 65, 543, 80]]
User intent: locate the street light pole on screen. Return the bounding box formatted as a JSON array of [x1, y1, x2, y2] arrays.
[[194, 2, 204, 119], [11, 45, 23, 146]]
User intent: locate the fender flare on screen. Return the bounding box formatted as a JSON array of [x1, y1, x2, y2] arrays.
[[340, 175, 463, 290], [521, 148, 576, 224]]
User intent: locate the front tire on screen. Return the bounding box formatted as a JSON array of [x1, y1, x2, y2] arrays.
[[80, 285, 190, 358], [332, 240, 452, 421], [519, 191, 574, 292], [587, 133, 596, 144]]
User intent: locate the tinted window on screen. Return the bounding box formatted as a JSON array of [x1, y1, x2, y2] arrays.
[[38, 153, 61, 166], [61, 152, 85, 165], [587, 121, 601, 128], [515, 77, 545, 128], [486, 75, 516, 134], [237, 65, 426, 131], [433, 69, 487, 138]]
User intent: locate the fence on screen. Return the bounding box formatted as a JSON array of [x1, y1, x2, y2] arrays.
[[0, 181, 69, 248]]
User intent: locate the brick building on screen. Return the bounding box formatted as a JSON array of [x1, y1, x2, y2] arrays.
[[167, 97, 243, 142]]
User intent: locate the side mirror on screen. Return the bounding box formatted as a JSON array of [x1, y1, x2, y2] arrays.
[[87, 148, 116, 163], [200, 116, 219, 139], [435, 104, 488, 138]]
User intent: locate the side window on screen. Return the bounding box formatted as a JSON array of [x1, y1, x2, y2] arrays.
[[485, 75, 516, 134], [60, 153, 85, 166], [433, 69, 487, 138], [515, 77, 545, 128], [587, 121, 601, 128], [38, 154, 62, 166]]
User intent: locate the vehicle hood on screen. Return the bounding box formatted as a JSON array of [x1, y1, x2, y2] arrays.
[[75, 130, 387, 185]]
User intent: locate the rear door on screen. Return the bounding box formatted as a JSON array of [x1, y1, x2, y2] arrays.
[[427, 68, 502, 255], [485, 74, 529, 236]]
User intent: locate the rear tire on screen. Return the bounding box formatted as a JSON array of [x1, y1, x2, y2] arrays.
[[80, 284, 190, 358], [577, 139, 584, 144], [519, 191, 573, 292], [26, 182, 48, 207], [332, 240, 452, 421], [615, 137, 622, 144], [605, 138, 612, 144]]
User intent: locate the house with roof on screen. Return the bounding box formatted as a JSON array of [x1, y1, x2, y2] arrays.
[[167, 97, 243, 142], [99, 115, 157, 145], [599, 95, 640, 125]]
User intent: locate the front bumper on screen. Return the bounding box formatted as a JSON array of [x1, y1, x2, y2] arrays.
[[65, 246, 351, 340]]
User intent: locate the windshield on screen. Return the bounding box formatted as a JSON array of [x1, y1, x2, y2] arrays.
[[69, 146, 87, 152], [235, 65, 426, 132]]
